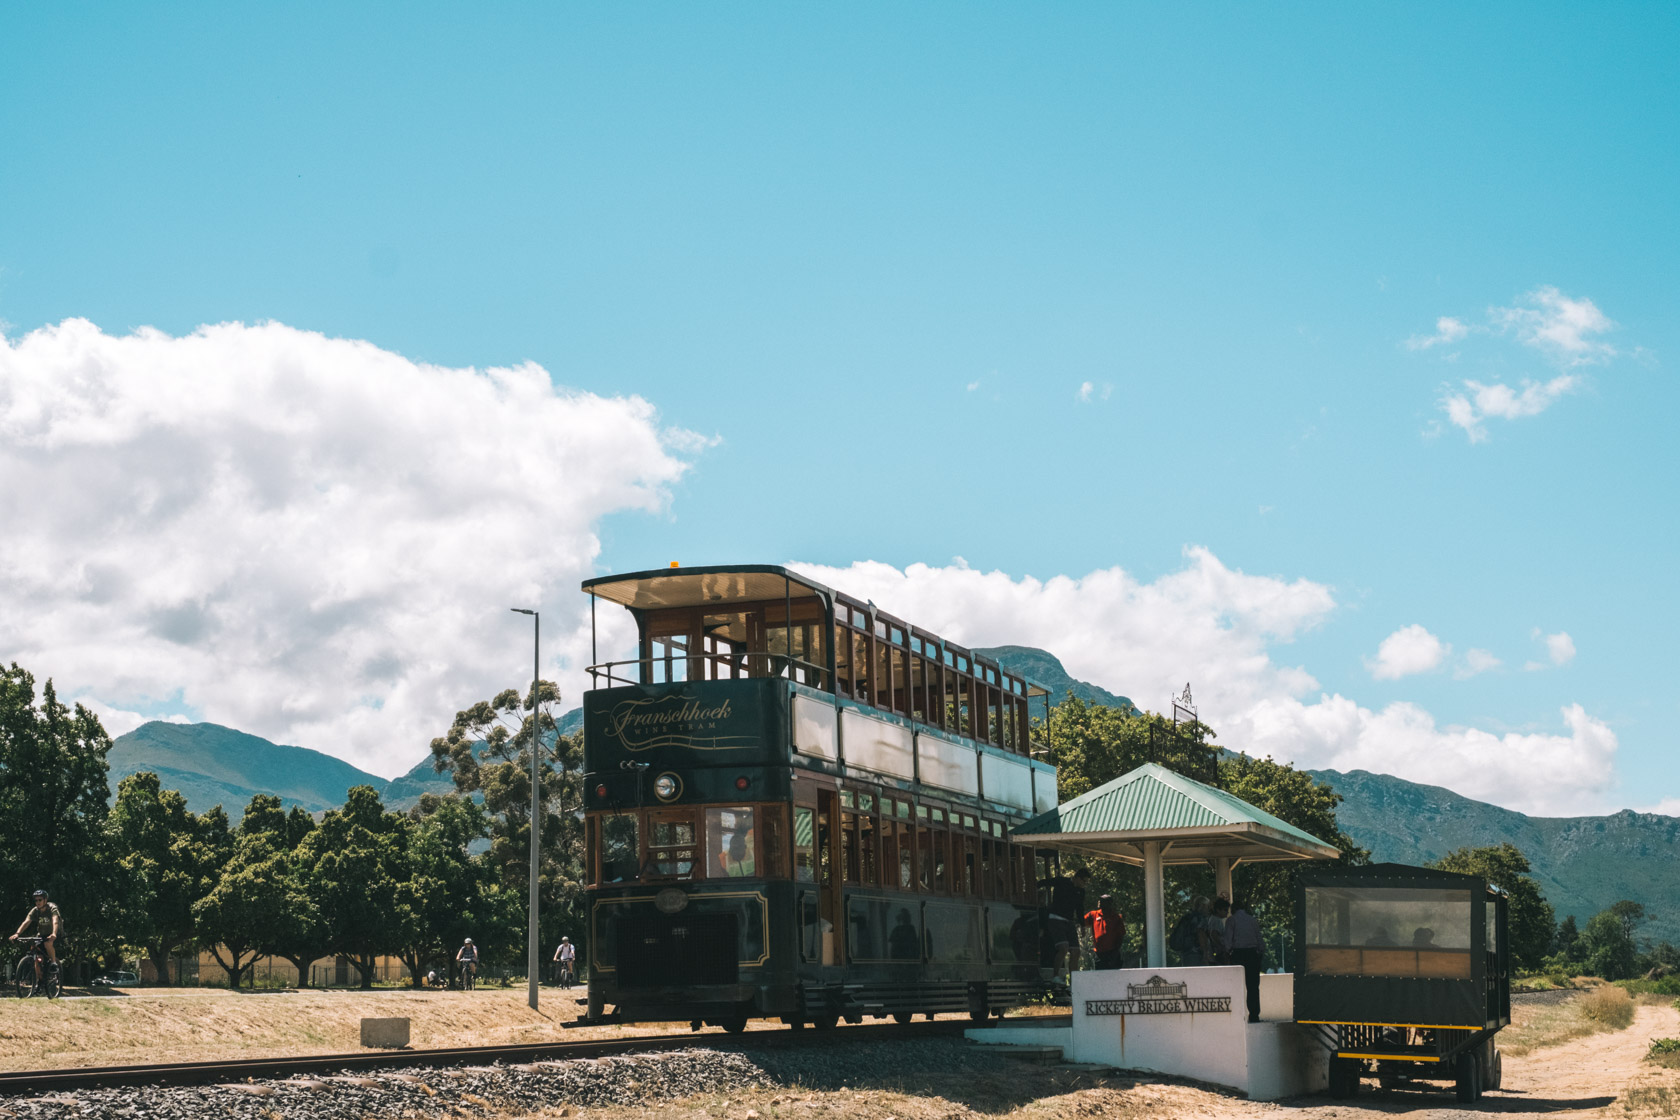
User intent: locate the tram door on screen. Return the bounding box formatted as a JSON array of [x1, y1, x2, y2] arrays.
[[818, 788, 841, 965]]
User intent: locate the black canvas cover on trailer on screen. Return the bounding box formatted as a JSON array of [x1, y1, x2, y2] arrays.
[[1294, 863, 1509, 1030]]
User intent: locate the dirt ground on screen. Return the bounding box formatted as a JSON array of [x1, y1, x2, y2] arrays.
[[0, 986, 803, 1071]]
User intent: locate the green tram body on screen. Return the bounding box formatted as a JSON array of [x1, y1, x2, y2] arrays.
[[1294, 864, 1511, 1101], [579, 565, 1063, 1030]]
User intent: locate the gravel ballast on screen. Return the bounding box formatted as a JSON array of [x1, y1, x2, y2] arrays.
[[0, 1038, 998, 1120]]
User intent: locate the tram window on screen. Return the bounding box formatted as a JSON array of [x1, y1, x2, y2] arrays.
[[933, 830, 949, 894], [859, 813, 879, 885], [707, 807, 757, 878], [840, 789, 854, 808], [794, 806, 816, 882], [917, 825, 934, 891], [852, 632, 872, 703], [897, 820, 913, 889], [874, 640, 891, 712], [647, 814, 696, 878], [833, 625, 853, 695], [962, 814, 977, 831], [881, 815, 898, 887], [978, 839, 991, 899], [840, 811, 858, 883], [649, 632, 691, 684], [963, 838, 977, 896], [858, 791, 875, 813], [888, 645, 908, 715], [599, 813, 639, 884]]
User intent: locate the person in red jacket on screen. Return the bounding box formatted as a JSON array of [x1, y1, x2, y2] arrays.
[[1084, 894, 1126, 970]]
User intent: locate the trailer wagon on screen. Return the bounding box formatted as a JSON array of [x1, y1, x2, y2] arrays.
[[1294, 863, 1510, 1102]]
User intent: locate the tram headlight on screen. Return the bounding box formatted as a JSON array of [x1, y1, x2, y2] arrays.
[[653, 773, 680, 801]]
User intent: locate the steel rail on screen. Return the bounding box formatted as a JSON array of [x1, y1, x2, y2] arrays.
[[0, 1018, 975, 1095]]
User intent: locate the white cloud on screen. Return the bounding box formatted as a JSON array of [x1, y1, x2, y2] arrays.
[[790, 556, 1621, 814], [1077, 381, 1094, 402], [966, 380, 981, 392], [1074, 381, 1113, 404], [1640, 798, 1680, 817], [1406, 316, 1470, 350], [1454, 648, 1501, 679], [1492, 286, 1617, 366], [1440, 375, 1577, 442], [1546, 631, 1577, 667], [0, 318, 695, 777], [1366, 624, 1449, 681]]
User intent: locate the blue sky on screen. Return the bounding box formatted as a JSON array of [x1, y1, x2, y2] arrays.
[[2, 4, 1675, 811]]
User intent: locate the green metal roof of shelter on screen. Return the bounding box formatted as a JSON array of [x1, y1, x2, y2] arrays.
[[1012, 762, 1341, 866]]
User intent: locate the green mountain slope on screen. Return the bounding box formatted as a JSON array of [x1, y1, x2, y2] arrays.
[[1308, 767, 1680, 946], [975, 645, 1138, 712], [108, 722, 388, 819]]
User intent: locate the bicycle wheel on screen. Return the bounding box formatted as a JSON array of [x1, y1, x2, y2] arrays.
[[44, 965, 62, 1000]]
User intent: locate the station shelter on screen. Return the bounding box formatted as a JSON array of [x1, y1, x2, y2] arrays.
[[973, 762, 1342, 1099]]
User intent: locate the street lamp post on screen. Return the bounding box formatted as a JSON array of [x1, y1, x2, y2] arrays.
[[511, 608, 541, 1012]]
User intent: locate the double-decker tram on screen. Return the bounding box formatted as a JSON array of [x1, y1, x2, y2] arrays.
[[580, 565, 1063, 1031]]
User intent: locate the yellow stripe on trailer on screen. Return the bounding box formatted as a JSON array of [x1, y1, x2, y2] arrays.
[[1299, 1019, 1475, 1031], [1337, 1052, 1443, 1063]]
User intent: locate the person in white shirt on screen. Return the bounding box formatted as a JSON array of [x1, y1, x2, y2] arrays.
[[553, 936, 577, 989]]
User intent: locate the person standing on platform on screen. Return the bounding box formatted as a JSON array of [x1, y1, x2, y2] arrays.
[[1225, 898, 1265, 1022], [1085, 894, 1126, 970], [1042, 867, 1091, 977], [1208, 898, 1231, 964]]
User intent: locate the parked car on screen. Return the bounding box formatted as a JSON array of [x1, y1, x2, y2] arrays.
[[91, 970, 140, 987]]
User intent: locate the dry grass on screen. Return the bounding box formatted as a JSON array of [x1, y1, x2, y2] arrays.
[[1502, 982, 1635, 1057], [0, 988, 799, 1072]]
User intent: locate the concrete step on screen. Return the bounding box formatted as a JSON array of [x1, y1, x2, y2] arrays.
[[970, 1043, 1065, 1064]]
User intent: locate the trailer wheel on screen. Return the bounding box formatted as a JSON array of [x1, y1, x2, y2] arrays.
[[1327, 1058, 1360, 1099], [1455, 1052, 1481, 1103], [811, 1013, 838, 1031], [1482, 1044, 1502, 1092]]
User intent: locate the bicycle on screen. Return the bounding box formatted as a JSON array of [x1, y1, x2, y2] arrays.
[[460, 961, 476, 991], [12, 937, 62, 1000]]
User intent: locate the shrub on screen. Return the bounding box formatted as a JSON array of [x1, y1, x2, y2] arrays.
[[1648, 1038, 1680, 1068], [1581, 984, 1635, 1030]]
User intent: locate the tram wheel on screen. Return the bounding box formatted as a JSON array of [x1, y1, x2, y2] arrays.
[[892, 1012, 913, 1025], [782, 1015, 805, 1031], [722, 1014, 749, 1035], [811, 1014, 838, 1031]]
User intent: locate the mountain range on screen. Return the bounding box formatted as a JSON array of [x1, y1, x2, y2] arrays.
[[103, 649, 1680, 945]]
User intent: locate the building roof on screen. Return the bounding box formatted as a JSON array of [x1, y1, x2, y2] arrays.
[[1011, 762, 1341, 866]]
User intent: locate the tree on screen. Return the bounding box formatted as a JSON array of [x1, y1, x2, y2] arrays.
[[194, 834, 301, 988], [238, 794, 289, 840], [0, 664, 118, 973], [297, 786, 410, 988], [1042, 695, 1220, 802], [1430, 843, 1556, 970], [395, 794, 497, 986], [428, 682, 587, 973], [1579, 901, 1643, 980], [106, 772, 229, 983], [234, 794, 329, 986], [1554, 914, 1582, 962]]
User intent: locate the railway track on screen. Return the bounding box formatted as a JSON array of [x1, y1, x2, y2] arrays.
[[0, 1018, 976, 1095]]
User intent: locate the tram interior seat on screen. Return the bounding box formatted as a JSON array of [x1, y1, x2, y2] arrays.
[[1305, 946, 1473, 979]]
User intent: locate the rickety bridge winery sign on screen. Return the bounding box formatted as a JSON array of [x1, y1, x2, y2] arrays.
[[1085, 975, 1233, 1016]]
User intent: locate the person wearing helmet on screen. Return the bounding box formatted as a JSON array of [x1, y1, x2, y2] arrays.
[[10, 890, 61, 983], [455, 937, 478, 990], [553, 935, 576, 989]]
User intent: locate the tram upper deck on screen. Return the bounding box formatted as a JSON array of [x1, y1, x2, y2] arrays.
[[581, 564, 1059, 822]]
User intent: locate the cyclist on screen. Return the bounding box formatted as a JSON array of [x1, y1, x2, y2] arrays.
[[553, 935, 575, 989], [9, 890, 61, 983], [455, 937, 478, 989]]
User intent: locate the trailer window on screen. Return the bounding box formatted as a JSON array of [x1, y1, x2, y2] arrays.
[[600, 813, 639, 884], [1304, 886, 1474, 979]]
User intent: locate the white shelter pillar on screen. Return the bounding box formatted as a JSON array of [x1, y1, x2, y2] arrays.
[[1143, 840, 1165, 968], [1213, 857, 1233, 904]]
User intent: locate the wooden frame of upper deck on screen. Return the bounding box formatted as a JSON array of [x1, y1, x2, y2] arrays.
[[583, 564, 1052, 761]]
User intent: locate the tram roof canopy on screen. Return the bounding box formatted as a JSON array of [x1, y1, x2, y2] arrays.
[[584, 565, 828, 612], [1012, 762, 1341, 866]]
